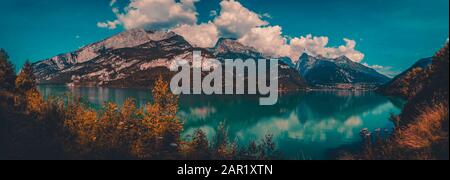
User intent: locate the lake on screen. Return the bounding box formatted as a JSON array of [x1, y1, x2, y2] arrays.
[[38, 85, 404, 160]]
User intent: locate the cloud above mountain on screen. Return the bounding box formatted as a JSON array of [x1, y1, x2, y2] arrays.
[[98, 0, 199, 30], [98, 0, 365, 63], [172, 22, 219, 48], [363, 63, 399, 78], [213, 0, 268, 37], [289, 36, 365, 62]]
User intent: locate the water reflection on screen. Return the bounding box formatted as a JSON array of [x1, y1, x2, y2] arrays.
[[38, 85, 403, 159], [178, 91, 401, 159]]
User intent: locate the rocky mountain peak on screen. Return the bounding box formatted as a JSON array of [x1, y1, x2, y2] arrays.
[[214, 38, 258, 54], [34, 29, 177, 70], [294, 52, 390, 86]]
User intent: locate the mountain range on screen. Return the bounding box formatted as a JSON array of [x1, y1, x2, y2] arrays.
[[295, 53, 390, 88], [32, 28, 390, 91]]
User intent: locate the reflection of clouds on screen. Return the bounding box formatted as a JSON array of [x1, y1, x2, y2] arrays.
[[368, 102, 395, 116], [180, 106, 217, 120], [339, 117, 362, 139], [344, 117, 362, 126], [236, 112, 364, 143]]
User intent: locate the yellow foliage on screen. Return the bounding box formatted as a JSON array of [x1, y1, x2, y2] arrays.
[[62, 76, 184, 159], [132, 76, 183, 159], [396, 103, 448, 149], [64, 104, 99, 155], [4, 73, 278, 160], [25, 89, 44, 114]]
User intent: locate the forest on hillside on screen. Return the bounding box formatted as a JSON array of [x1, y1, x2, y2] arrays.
[[338, 44, 449, 160]]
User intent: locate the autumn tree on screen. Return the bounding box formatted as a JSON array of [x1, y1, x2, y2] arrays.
[[132, 76, 183, 159], [16, 60, 37, 94], [343, 43, 449, 160], [98, 101, 139, 159], [0, 49, 16, 92], [14, 60, 43, 113], [188, 129, 211, 159], [213, 122, 237, 159], [151, 75, 182, 149], [118, 98, 142, 149], [63, 97, 99, 158]]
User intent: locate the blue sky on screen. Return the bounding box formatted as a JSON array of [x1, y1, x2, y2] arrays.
[[0, 0, 448, 76]]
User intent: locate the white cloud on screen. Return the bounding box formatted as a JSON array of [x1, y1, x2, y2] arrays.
[[172, 22, 219, 48], [363, 63, 399, 77], [98, 0, 366, 63], [210, 0, 364, 62], [213, 0, 268, 37], [262, 13, 272, 19], [288, 35, 365, 62], [97, 20, 121, 29], [238, 26, 291, 58], [289, 35, 329, 60], [363, 63, 384, 69], [98, 0, 199, 30]]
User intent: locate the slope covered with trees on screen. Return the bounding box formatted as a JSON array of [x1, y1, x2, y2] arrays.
[[340, 44, 449, 160], [377, 57, 433, 99]]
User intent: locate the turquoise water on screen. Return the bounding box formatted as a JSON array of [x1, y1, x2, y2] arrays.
[[38, 85, 403, 160]]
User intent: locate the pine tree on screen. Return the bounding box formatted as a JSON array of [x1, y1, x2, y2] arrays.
[[133, 76, 182, 159], [213, 122, 237, 159], [0, 49, 17, 92], [16, 60, 37, 94], [190, 129, 211, 159], [150, 75, 182, 150]]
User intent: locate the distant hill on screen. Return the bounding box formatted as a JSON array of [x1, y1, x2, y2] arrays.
[[400, 44, 449, 126], [393, 44, 448, 159], [377, 57, 433, 99], [337, 43, 449, 160], [294, 53, 390, 89]]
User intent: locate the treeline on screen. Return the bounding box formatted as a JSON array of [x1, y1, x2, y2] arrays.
[[0, 49, 278, 160], [339, 44, 449, 160]]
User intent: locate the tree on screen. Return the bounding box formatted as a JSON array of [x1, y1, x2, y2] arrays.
[[213, 122, 237, 159], [16, 60, 37, 94], [132, 76, 183, 159], [189, 129, 211, 159], [63, 97, 99, 158], [0, 49, 16, 92]]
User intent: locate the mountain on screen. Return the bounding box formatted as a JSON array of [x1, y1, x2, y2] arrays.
[[211, 38, 307, 91], [32, 29, 307, 91], [377, 57, 433, 99], [33, 29, 177, 81], [294, 53, 391, 88], [212, 38, 265, 60]]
